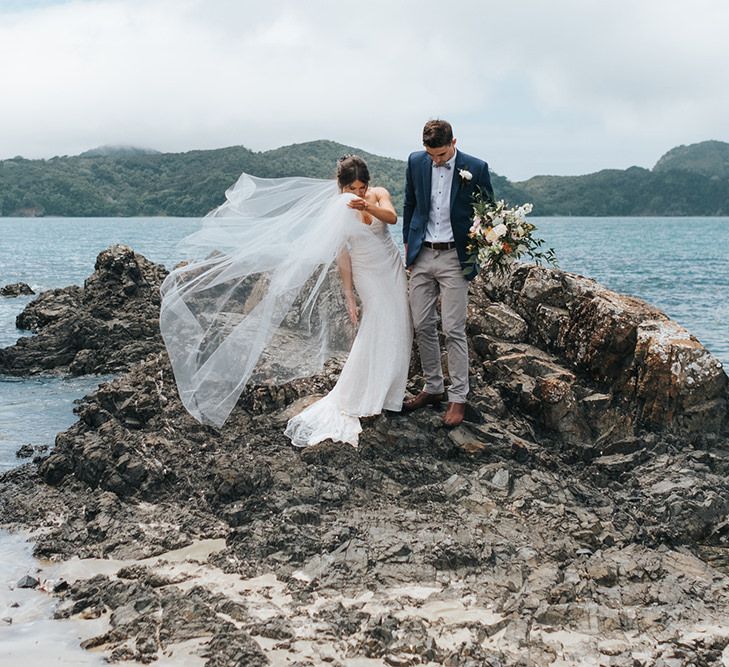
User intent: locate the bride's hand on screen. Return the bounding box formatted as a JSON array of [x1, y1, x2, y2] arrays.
[[345, 292, 359, 326], [347, 197, 372, 224], [347, 197, 368, 211]]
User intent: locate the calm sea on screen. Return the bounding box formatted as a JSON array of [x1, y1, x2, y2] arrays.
[[0, 217, 200, 472], [0, 216, 727, 662]]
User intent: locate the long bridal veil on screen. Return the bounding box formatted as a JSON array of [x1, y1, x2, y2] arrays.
[[160, 173, 360, 428]]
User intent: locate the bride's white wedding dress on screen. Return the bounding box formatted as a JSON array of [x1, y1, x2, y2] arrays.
[[159, 174, 411, 447], [285, 215, 412, 448]]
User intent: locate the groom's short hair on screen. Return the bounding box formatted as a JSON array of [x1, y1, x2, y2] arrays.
[[422, 120, 453, 148]]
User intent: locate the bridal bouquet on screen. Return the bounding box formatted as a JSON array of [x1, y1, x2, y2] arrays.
[[463, 188, 557, 277]]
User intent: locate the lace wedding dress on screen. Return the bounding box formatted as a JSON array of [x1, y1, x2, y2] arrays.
[[285, 216, 412, 448]]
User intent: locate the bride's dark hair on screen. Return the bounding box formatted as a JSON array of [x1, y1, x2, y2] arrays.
[[336, 154, 370, 189]]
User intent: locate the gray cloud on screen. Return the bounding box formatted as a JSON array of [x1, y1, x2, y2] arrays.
[[1, 0, 727, 179]]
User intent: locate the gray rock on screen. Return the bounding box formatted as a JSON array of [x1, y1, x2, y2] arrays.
[[1, 282, 34, 297], [0, 249, 728, 666], [1, 245, 167, 376], [16, 575, 39, 589], [473, 265, 729, 436], [471, 302, 528, 342], [15, 444, 34, 458], [442, 473, 471, 498]]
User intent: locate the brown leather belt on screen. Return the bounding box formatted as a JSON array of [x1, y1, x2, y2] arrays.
[[423, 241, 457, 250]]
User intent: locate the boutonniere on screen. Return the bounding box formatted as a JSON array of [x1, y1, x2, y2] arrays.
[[458, 168, 473, 184]]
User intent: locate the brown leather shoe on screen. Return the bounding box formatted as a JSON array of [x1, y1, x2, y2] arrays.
[[443, 402, 466, 427], [402, 391, 444, 413]]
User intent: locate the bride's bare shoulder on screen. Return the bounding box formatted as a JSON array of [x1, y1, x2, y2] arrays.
[[370, 185, 392, 200]]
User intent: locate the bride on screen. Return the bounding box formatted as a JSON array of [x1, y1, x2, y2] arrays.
[[159, 155, 412, 448]]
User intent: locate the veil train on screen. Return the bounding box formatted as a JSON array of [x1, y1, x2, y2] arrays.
[[160, 174, 361, 427]]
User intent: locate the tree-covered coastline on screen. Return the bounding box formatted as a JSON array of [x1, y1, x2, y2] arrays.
[[1, 139, 727, 217]]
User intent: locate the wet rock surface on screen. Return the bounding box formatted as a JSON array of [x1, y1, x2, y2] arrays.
[[0, 245, 167, 376], [14, 443, 48, 460], [1, 282, 35, 297], [1, 250, 729, 665]]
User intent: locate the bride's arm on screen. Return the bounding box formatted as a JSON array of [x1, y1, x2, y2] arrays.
[[337, 248, 358, 326], [371, 187, 398, 224], [347, 187, 398, 224]]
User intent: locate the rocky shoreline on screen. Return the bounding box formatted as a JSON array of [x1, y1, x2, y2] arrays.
[[1, 246, 729, 666]]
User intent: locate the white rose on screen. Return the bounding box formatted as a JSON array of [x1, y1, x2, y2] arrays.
[[459, 168, 473, 181], [492, 223, 507, 239]]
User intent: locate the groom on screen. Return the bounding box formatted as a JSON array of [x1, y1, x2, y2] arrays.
[[402, 119, 494, 427]]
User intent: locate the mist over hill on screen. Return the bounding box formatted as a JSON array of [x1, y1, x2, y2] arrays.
[[79, 145, 162, 158], [1, 140, 727, 217]]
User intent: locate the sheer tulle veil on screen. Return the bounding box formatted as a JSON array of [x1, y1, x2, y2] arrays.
[[160, 173, 362, 427]]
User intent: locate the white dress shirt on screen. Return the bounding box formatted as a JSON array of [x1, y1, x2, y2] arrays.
[[425, 149, 457, 244]]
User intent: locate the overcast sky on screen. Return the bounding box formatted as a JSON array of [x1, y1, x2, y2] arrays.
[[1, 0, 727, 180]]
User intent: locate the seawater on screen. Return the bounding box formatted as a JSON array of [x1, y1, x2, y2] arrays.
[[0, 530, 106, 665], [534, 217, 729, 368], [0, 217, 200, 348], [0, 375, 113, 473]]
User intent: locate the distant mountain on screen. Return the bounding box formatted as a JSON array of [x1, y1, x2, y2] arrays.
[[513, 166, 729, 216], [79, 145, 162, 158], [1, 140, 727, 217], [0, 141, 411, 217], [512, 141, 729, 215], [653, 140, 729, 179]]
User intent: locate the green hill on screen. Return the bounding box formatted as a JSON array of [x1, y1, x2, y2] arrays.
[[514, 164, 729, 216], [652, 140, 729, 179], [0, 141, 416, 217], [79, 145, 162, 158], [513, 140, 729, 215], [1, 140, 727, 217], [0, 140, 520, 218]]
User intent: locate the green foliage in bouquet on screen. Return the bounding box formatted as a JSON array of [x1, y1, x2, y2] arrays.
[[463, 187, 557, 278]]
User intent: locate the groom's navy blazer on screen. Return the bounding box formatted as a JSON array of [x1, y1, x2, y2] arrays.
[[403, 149, 494, 281]]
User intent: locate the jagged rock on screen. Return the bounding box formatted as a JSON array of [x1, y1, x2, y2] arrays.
[[15, 286, 83, 331], [532, 375, 593, 444], [0, 245, 167, 376], [16, 575, 39, 589], [15, 444, 34, 458], [1, 250, 729, 665], [475, 265, 729, 436], [1, 282, 34, 297], [468, 301, 528, 342], [632, 318, 728, 432]]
